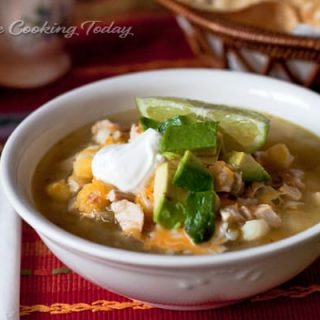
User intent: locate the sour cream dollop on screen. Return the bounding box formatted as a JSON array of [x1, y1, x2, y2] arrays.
[[92, 128, 162, 193]]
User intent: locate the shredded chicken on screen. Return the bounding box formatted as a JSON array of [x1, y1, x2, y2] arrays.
[[260, 187, 281, 204], [92, 119, 126, 145], [245, 182, 281, 205], [219, 222, 240, 241], [239, 205, 254, 220], [220, 204, 246, 224], [107, 190, 135, 202], [245, 182, 265, 198], [254, 204, 282, 228], [209, 161, 242, 192], [281, 169, 305, 189], [221, 203, 281, 230], [220, 203, 255, 224], [279, 183, 302, 201], [111, 200, 144, 235], [238, 197, 258, 207]]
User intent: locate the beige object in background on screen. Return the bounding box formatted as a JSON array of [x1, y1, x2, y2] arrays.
[[0, 0, 73, 88], [177, 0, 320, 30], [177, 0, 271, 12], [216, 2, 300, 33], [289, 0, 320, 27]]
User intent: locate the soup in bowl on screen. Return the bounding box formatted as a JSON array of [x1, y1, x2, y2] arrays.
[[33, 97, 320, 255], [2, 69, 320, 310]]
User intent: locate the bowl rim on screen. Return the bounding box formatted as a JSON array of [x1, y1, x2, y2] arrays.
[[1, 68, 320, 268]]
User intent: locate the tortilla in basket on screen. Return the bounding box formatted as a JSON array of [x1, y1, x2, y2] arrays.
[[177, 0, 320, 31]]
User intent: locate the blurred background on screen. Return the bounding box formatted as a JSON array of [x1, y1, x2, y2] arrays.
[[75, 0, 161, 20], [0, 0, 319, 116]]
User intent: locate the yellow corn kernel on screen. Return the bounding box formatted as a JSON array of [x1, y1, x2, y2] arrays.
[[104, 137, 114, 145], [75, 180, 113, 213], [73, 157, 93, 181], [46, 180, 71, 202], [264, 144, 294, 170], [73, 146, 99, 182], [103, 135, 128, 146]]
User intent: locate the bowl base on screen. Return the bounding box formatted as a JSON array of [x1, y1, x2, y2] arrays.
[[147, 299, 241, 311]]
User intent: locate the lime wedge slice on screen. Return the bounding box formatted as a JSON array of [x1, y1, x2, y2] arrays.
[[136, 97, 270, 153]]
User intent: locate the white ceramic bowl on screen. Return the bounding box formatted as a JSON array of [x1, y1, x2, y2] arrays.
[[2, 69, 320, 310]]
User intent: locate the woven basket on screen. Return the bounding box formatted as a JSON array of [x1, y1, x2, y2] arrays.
[[157, 0, 320, 88]]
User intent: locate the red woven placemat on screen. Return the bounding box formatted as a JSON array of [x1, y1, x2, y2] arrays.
[[1, 13, 320, 320]]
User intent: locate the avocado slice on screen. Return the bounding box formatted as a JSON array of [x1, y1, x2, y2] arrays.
[[184, 191, 215, 244], [158, 115, 193, 134], [153, 162, 186, 229], [140, 115, 192, 133], [172, 151, 215, 243], [195, 132, 224, 165], [173, 151, 213, 192], [162, 151, 182, 160], [160, 121, 218, 152], [226, 151, 271, 182], [139, 117, 160, 131]]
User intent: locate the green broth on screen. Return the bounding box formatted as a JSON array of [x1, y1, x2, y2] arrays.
[[32, 111, 320, 254]]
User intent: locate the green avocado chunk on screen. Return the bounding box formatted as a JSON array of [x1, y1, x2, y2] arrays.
[[139, 117, 160, 131], [158, 115, 193, 134], [173, 151, 213, 192], [184, 191, 215, 244], [162, 152, 182, 160], [160, 121, 218, 152], [226, 151, 271, 182], [194, 133, 224, 165], [140, 115, 193, 134], [153, 162, 186, 229]]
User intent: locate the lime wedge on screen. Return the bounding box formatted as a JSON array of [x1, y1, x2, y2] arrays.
[[136, 97, 270, 153]]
